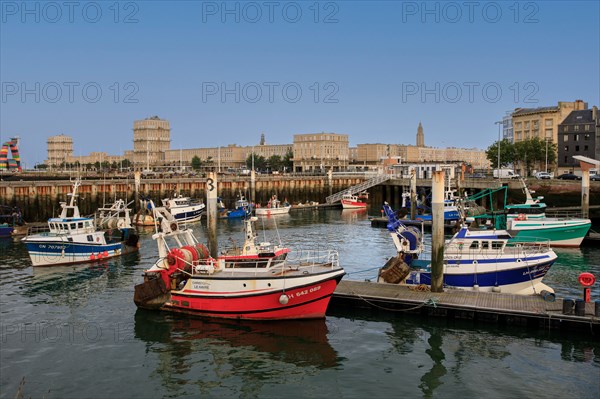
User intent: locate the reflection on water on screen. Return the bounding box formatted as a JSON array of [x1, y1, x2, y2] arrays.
[[1, 210, 599, 398], [134, 310, 340, 397], [330, 307, 600, 398]]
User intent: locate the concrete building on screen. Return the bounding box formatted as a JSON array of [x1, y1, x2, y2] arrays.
[[66, 152, 123, 166], [133, 116, 170, 169], [416, 122, 425, 147], [46, 134, 73, 167], [502, 111, 514, 143], [557, 106, 600, 174], [292, 133, 349, 172], [164, 145, 246, 170], [512, 100, 588, 145]]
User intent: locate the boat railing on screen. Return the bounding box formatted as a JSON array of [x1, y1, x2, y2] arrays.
[[544, 210, 586, 219], [506, 237, 553, 254], [25, 225, 50, 235], [286, 249, 340, 270]]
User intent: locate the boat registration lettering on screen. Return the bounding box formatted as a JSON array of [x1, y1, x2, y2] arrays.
[[290, 285, 321, 298], [191, 281, 210, 290], [38, 244, 66, 250]]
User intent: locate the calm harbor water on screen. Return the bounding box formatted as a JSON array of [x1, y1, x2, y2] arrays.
[[1, 209, 599, 398]]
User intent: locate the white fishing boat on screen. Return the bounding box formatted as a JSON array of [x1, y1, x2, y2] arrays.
[[161, 193, 205, 223], [22, 179, 140, 267], [378, 202, 557, 295], [255, 195, 291, 216]]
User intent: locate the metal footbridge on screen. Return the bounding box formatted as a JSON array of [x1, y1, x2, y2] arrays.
[[326, 174, 392, 204]]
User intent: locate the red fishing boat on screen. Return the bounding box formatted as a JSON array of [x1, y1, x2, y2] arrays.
[[341, 191, 368, 209], [134, 208, 345, 320]]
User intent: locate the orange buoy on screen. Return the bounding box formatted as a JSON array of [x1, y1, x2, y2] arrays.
[[103, 251, 109, 257], [90, 253, 96, 260]]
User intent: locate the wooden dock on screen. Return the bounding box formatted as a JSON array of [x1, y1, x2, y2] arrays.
[[330, 280, 600, 336]]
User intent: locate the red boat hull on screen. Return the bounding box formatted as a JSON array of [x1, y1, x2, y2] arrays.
[[165, 274, 343, 320]]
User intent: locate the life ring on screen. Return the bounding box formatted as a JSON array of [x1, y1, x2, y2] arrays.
[[170, 222, 178, 231], [516, 214, 527, 221], [578, 272, 596, 287]]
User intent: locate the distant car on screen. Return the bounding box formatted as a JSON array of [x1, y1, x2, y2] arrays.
[[470, 173, 486, 178], [590, 174, 600, 181], [534, 172, 552, 180], [557, 173, 581, 180]]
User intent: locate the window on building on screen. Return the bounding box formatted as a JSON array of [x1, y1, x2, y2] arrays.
[[575, 146, 580, 151], [515, 122, 522, 128], [563, 126, 568, 132], [564, 146, 569, 151], [574, 134, 579, 141], [574, 125, 580, 131], [545, 119, 552, 126], [564, 156, 568, 163], [525, 121, 530, 128], [584, 145, 589, 151], [585, 125, 590, 131]]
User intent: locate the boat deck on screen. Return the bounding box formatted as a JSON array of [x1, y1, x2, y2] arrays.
[[330, 280, 600, 335]]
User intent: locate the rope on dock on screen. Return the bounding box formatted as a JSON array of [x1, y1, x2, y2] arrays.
[[350, 290, 439, 312]]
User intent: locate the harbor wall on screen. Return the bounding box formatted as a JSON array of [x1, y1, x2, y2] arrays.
[[0, 176, 365, 221], [1, 176, 598, 222]]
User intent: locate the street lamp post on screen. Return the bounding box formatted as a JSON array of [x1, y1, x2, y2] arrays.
[[495, 121, 502, 175], [545, 137, 550, 173]]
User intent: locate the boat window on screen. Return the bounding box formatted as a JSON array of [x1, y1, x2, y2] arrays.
[[78, 222, 84, 229], [67, 237, 73, 242], [66, 208, 75, 218], [87, 235, 94, 242], [469, 241, 479, 249], [481, 241, 489, 249], [70, 223, 76, 230], [492, 241, 503, 249]]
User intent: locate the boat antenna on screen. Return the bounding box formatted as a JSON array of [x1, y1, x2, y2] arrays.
[[274, 216, 283, 246]]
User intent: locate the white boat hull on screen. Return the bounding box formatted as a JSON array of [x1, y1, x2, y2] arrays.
[[255, 206, 291, 216]]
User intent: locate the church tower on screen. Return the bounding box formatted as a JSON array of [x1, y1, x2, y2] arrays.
[[416, 122, 424, 147], [260, 133, 266, 145]]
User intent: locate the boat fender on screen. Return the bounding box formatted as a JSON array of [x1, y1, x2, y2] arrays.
[[90, 253, 96, 260], [279, 294, 289, 305], [103, 251, 109, 257], [517, 214, 527, 221], [170, 222, 178, 232]]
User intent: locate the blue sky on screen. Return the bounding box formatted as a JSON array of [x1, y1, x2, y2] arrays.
[[1, 0, 599, 166]]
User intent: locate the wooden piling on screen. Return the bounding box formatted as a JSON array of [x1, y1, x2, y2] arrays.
[[206, 172, 218, 258], [431, 171, 444, 293], [410, 170, 417, 220], [582, 170, 590, 219]]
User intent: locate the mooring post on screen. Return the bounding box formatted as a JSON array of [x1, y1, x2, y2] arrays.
[[250, 170, 256, 207], [328, 169, 333, 197], [431, 170, 445, 293], [134, 171, 141, 212], [206, 172, 218, 258], [410, 169, 417, 220], [581, 169, 589, 219]]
